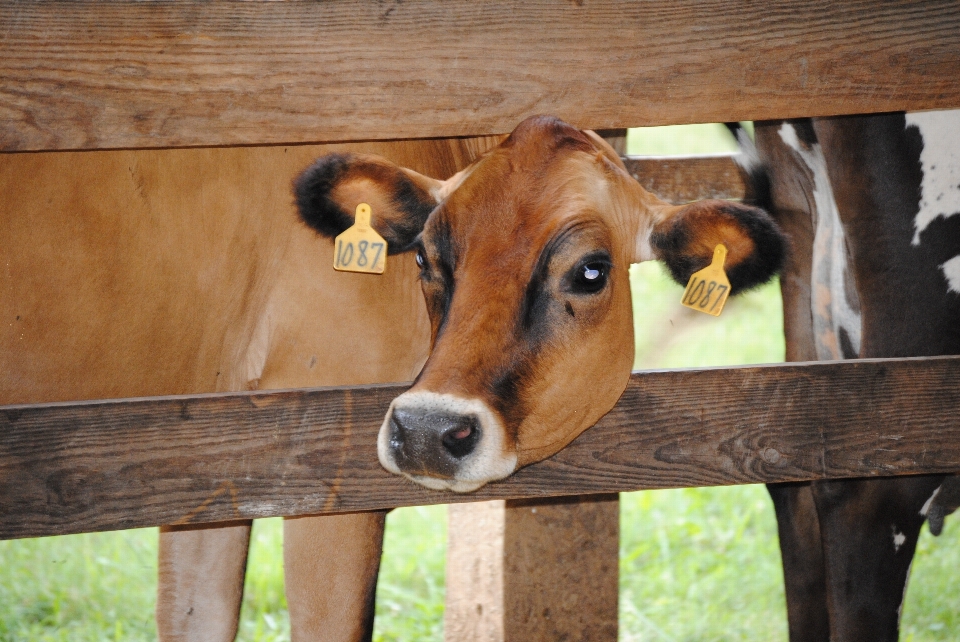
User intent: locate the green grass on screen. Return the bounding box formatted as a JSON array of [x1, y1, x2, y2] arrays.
[[902, 520, 960, 641], [625, 122, 749, 157], [620, 485, 787, 642], [373, 506, 447, 642], [237, 519, 289, 642], [0, 528, 157, 641], [2, 123, 957, 640]]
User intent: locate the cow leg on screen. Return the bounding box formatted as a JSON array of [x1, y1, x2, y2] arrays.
[[767, 482, 830, 642], [284, 511, 387, 642], [812, 476, 944, 642], [157, 520, 252, 641]]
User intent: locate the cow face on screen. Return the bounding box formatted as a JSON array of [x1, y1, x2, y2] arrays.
[[296, 116, 785, 491]]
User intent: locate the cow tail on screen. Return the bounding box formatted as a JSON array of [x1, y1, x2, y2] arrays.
[[725, 122, 772, 213]]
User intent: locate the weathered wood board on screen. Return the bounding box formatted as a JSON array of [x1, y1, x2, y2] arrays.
[[624, 154, 746, 202], [2, 356, 960, 540], [3, 0, 960, 151], [446, 495, 620, 642]]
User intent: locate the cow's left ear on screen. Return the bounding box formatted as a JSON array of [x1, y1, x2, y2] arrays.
[[648, 199, 786, 294], [294, 153, 455, 254]]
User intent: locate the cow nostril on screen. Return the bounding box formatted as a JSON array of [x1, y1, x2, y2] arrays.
[[442, 417, 480, 459], [388, 411, 406, 450]]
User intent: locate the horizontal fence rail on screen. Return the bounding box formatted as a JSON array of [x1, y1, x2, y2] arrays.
[[2, 0, 960, 151], [2, 356, 960, 540], [623, 154, 746, 202]]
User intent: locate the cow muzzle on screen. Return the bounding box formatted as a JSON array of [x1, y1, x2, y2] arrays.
[[377, 391, 518, 492]]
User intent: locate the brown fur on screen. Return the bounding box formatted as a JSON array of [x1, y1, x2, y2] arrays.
[[0, 137, 499, 639], [412, 145, 637, 465]]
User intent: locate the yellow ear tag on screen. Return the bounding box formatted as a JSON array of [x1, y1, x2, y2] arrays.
[[333, 203, 387, 274], [681, 244, 730, 316]]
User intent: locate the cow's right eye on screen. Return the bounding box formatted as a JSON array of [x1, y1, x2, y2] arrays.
[[569, 259, 610, 294], [415, 248, 427, 269]]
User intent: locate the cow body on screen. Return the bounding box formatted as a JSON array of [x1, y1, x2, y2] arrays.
[[748, 111, 960, 641], [0, 137, 496, 640]]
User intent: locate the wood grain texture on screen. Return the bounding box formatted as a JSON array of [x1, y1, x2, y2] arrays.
[[446, 501, 508, 642], [2, 1, 959, 151], [446, 496, 619, 642], [502, 495, 619, 641], [623, 154, 746, 202], [3, 356, 960, 539]]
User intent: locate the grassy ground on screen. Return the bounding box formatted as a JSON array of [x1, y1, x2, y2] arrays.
[[2, 124, 956, 640]]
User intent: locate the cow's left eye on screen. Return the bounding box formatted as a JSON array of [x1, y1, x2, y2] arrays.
[[570, 260, 610, 294]]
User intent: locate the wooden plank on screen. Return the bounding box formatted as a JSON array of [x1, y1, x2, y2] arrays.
[[445, 496, 619, 642], [2, 1, 959, 151], [623, 154, 746, 202], [3, 356, 960, 540], [446, 502, 508, 642], [597, 129, 628, 156]]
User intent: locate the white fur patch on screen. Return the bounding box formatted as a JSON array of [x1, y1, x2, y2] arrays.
[[378, 390, 518, 493], [779, 123, 862, 359], [634, 219, 656, 263], [732, 126, 761, 174], [920, 485, 942, 516], [892, 528, 906, 552], [939, 255, 960, 294], [905, 110, 960, 245]]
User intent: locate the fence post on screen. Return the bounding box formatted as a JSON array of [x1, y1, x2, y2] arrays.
[[445, 494, 619, 641]]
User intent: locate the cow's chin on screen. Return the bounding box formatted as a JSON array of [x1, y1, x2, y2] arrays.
[[378, 451, 520, 493], [397, 473, 497, 493]]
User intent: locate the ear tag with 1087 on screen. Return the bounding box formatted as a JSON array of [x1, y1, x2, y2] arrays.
[[681, 244, 730, 316], [333, 203, 387, 274]]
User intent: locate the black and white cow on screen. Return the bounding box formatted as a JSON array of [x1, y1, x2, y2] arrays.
[[736, 110, 960, 641]]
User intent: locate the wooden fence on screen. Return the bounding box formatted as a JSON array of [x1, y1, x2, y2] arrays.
[[3, 356, 960, 541], [3, 1, 960, 639], [3, 0, 960, 151]]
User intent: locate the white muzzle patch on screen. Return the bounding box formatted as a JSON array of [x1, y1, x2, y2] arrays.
[[378, 390, 518, 492]]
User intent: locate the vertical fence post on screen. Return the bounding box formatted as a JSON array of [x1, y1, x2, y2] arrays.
[[446, 494, 620, 641]]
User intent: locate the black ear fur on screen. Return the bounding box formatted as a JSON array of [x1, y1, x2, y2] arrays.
[[294, 153, 356, 239], [652, 202, 786, 295], [293, 153, 437, 254]]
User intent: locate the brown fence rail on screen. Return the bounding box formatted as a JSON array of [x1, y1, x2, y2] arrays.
[[623, 154, 746, 202], [2, 0, 960, 151], [3, 355, 960, 540]]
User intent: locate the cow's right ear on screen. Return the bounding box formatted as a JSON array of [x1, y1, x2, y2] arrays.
[[294, 153, 446, 254]]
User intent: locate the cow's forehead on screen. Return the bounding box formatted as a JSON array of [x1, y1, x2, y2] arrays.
[[501, 114, 598, 155], [426, 131, 618, 258]]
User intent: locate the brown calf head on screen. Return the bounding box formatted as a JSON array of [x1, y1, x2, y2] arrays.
[[295, 116, 785, 491]]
